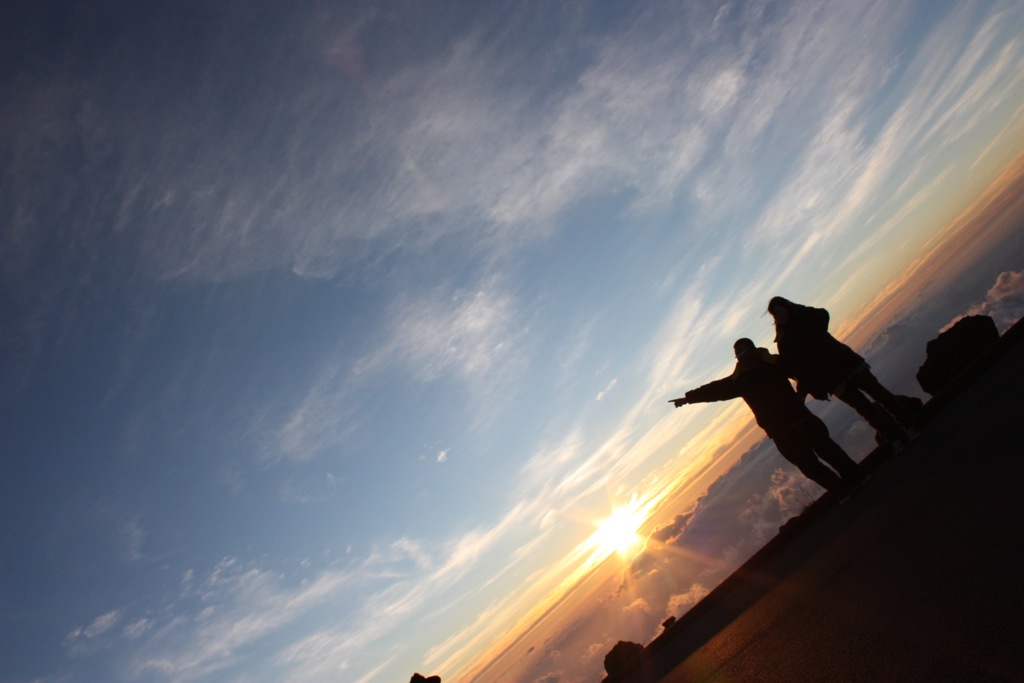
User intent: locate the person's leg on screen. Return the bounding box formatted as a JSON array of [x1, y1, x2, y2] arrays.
[[848, 369, 920, 427], [834, 384, 906, 444], [804, 415, 862, 485], [773, 432, 849, 494]]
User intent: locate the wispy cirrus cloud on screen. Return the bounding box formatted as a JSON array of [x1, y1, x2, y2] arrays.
[[123, 618, 153, 640], [118, 515, 147, 562], [108, 554, 402, 681], [273, 360, 356, 463], [354, 282, 521, 382], [5, 0, 1018, 300], [97, 494, 545, 682], [727, 2, 1024, 296], [128, 562, 353, 681], [518, 429, 587, 494], [275, 501, 554, 681], [65, 609, 124, 656], [272, 279, 522, 462]]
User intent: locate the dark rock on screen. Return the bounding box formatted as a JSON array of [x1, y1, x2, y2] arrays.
[[604, 640, 644, 677], [916, 315, 999, 395], [410, 674, 441, 683]]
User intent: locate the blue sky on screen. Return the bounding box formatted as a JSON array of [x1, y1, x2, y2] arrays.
[[3, 1, 1024, 682]]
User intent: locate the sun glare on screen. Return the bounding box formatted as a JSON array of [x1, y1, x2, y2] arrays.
[[590, 502, 645, 559]]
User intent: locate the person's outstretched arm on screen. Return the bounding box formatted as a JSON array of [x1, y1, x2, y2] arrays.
[[669, 375, 740, 408]]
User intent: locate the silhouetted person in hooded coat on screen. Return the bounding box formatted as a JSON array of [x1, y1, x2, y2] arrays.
[[767, 296, 919, 444], [671, 338, 861, 494]]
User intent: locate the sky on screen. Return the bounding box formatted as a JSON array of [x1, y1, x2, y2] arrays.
[[2, 1, 1024, 682]]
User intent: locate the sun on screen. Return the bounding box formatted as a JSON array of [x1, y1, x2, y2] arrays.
[[589, 502, 645, 559]]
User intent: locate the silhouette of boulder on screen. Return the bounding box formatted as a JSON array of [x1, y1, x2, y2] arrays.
[[409, 674, 441, 683], [916, 315, 999, 395], [604, 640, 644, 677]]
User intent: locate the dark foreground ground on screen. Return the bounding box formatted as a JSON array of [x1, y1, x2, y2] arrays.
[[613, 322, 1024, 683]]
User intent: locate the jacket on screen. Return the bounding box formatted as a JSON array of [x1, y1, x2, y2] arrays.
[[773, 303, 864, 397], [685, 348, 813, 437]]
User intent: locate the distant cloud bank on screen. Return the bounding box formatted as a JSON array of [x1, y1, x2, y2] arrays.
[[957, 270, 1024, 331]]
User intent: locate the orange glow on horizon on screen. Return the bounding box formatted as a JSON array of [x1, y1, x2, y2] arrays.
[[448, 411, 765, 682], [838, 149, 1024, 349]]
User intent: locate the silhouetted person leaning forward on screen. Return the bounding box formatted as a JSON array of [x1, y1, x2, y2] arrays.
[[767, 296, 920, 446], [670, 338, 862, 495]]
